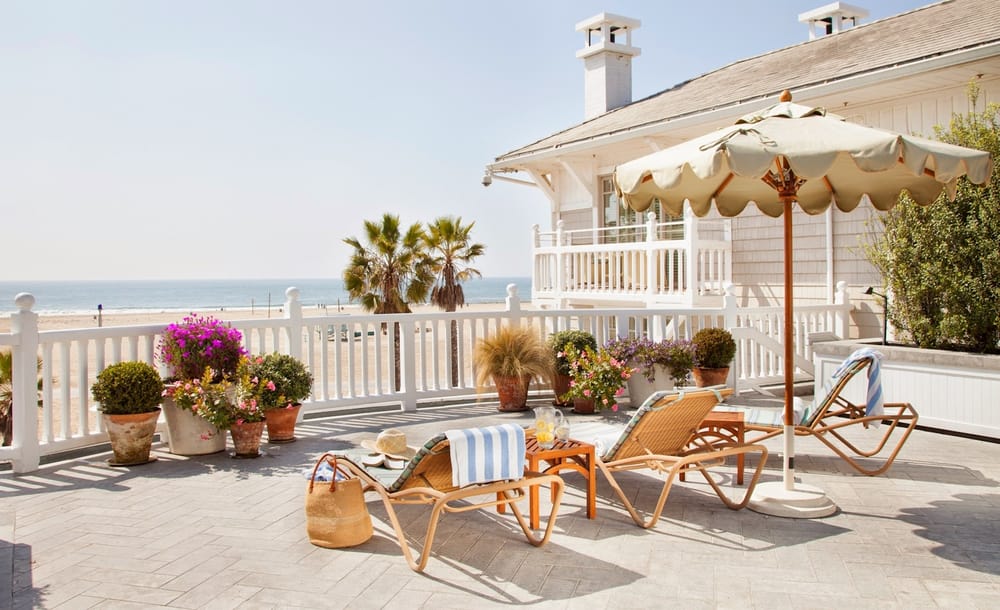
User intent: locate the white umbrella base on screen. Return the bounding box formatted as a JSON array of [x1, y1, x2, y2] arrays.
[[748, 481, 837, 519]]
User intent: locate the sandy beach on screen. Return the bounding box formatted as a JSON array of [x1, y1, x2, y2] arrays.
[[0, 301, 520, 334]]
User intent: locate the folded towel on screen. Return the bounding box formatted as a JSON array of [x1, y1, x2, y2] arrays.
[[303, 460, 347, 482], [833, 347, 884, 424], [445, 424, 526, 488]]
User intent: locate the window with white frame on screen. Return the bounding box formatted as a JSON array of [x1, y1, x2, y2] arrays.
[[599, 175, 682, 243]]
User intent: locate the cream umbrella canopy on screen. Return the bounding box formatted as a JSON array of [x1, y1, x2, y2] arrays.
[[614, 91, 991, 517]]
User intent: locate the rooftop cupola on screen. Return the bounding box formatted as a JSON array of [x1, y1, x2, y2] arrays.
[[575, 13, 641, 120], [798, 2, 868, 40]]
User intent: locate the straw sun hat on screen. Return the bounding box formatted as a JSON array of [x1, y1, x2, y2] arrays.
[[361, 428, 418, 461]]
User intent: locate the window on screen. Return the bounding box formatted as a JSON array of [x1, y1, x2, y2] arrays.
[[599, 175, 681, 243]]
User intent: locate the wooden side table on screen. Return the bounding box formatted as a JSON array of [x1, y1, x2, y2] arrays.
[[499, 435, 597, 530], [682, 410, 746, 484]]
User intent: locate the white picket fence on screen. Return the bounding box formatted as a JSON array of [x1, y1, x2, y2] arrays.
[[0, 284, 853, 473]]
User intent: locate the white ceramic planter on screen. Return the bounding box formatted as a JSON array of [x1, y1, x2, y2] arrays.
[[626, 364, 674, 407], [812, 340, 1000, 440], [161, 397, 227, 455]]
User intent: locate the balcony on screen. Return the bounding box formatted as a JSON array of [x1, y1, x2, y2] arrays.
[[531, 211, 732, 309]]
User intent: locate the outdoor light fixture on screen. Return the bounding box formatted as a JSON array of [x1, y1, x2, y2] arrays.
[[864, 286, 888, 346], [480, 168, 539, 188]]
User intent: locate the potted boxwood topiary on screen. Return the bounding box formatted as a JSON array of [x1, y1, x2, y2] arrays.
[[474, 325, 553, 412], [548, 329, 597, 406], [691, 328, 737, 387], [91, 361, 164, 466], [249, 353, 314, 443]]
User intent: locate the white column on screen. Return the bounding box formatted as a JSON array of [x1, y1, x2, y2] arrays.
[[284, 287, 303, 361], [400, 318, 417, 412], [645, 211, 657, 305], [11, 293, 41, 473]]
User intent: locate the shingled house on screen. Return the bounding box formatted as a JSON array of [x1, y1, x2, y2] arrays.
[[485, 0, 1000, 337]]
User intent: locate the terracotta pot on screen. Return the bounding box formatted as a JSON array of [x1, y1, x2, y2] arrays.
[[494, 375, 531, 412], [161, 395, 226, 455], [265, 403, 302, 443], [572, 397, 596, 414], [552, 373, 573, 406], [230, 421, 265, 458], [692, 367, 730, 387], [102, 409, 160, 466]]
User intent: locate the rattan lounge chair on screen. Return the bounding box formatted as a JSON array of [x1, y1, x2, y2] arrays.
[[577, 387, 769, 529], [336, 430, 564, 572], [718, 353, 919, 476]]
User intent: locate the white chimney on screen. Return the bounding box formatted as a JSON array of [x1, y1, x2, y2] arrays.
[[576, 13, 641, 120], [798, 2, 868, 40]]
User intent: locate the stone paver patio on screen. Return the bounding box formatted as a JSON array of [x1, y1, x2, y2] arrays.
[[3, 396, 1000, 609]]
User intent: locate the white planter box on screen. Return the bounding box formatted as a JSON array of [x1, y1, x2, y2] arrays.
[[812, 340, 1000, 440]]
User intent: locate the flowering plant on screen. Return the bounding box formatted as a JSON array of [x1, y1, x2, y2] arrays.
[[560, 343, 633, 412], [158, 314, 246, 381], [162, 356, 275, 429], [246, 353, 313, 410], [605, 337, 694, 385], [163, 368, 235, 431]]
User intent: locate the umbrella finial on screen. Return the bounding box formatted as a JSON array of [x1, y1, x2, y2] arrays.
[[779, 90, 792, 102]]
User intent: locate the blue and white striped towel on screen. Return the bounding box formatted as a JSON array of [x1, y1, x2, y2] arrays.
[[445, 424, 526, 488], [833, 348, 884, 424]]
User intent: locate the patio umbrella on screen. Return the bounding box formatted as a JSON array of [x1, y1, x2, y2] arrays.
[[613, 90, 991, 517]]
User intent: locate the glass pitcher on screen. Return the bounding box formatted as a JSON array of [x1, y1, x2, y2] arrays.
[[533, 406, 568, 449]]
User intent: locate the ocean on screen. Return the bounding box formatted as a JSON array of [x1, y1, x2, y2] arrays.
[[0, 277, 531, 315]]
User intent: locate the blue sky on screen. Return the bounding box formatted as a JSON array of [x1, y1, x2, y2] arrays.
[[2, 0, 927, 281]]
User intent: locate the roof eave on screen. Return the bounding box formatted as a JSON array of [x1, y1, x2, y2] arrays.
[[489, 40, 1000, 172]]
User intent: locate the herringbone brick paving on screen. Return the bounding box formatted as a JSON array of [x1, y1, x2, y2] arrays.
[[3, 397, 1000, 608]]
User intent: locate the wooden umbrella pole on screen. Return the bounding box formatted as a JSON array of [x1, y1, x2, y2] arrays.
[[783, 196, 796, 491]]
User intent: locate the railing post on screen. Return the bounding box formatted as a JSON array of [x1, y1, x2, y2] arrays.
[[400, 317, 417, 412], [645, 211, 657, 305], [532, 224, 541, 299], [723, 283, 740, 393], [11, 293, 40, 474], [284, 287, 303, 361], [554, 220, 565, 308], [834, 281, 849, 339], [506, 284, 522, 325], [684, 208, 698, 306]]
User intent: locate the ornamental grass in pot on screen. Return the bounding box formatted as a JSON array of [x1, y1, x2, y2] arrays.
[[691, 328, 737, 387], [248, 353, 314, 443], [473, 325, 553, 412], [548, 329, 597, 407], [91, 361, 164, 466]]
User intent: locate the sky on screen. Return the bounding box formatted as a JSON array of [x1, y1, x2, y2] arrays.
[[3, 0, 930, 281]]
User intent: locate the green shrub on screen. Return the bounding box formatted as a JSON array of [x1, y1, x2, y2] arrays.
[[91, 361, 163, 415], [863, 83, 1000, 353], [248, 353, 314, 409], [692, 328, 736, 369], [548, 330, 597, 376]]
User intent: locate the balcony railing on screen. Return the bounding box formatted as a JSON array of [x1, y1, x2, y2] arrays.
[[0, 283, 852, 473], [532, 211, 732, 308]]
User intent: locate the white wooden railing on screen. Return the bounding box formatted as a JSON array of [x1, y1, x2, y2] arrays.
[[0, 283, 852, 473], [532, 211, 732, 308]]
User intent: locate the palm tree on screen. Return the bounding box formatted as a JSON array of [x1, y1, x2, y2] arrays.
[[343, 213, 435, 390], [424, 216, 485, 387]]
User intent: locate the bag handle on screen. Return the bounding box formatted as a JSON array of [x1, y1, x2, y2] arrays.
[[308, 452, 348, 492]]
